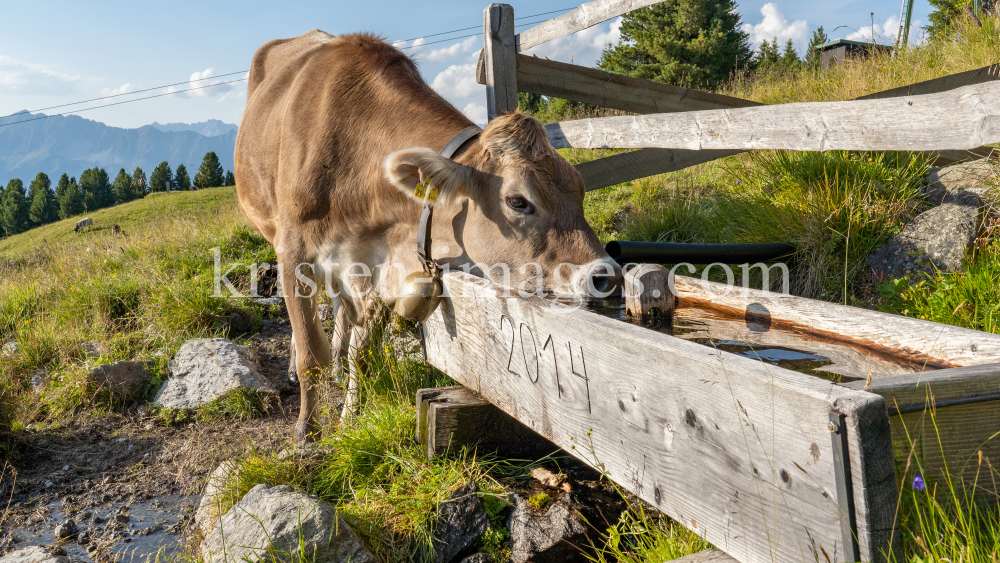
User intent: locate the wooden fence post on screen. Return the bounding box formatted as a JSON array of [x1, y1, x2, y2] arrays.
[[483, 3, 518, 120]]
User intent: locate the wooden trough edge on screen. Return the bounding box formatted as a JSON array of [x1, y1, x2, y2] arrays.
[[841, 363, 1000, 414], [671, 275, 1000, 369], [421, 270, 899, 563]]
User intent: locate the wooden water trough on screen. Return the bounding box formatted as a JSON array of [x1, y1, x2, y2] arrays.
[[414, 3, 1000, 562], [420, 272, 1000, 563]]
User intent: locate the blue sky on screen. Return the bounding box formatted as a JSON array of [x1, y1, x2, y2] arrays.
[[0, 0, 931, 129]]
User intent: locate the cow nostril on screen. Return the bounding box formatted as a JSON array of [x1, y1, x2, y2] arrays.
[[589, 273, 615, 296]]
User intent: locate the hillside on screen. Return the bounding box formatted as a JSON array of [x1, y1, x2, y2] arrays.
[[0, 111, 237, 185], [0, 187, 239, 257]]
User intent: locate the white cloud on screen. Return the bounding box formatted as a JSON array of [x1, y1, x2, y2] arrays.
[[522, 17, 622, 67], [462, 103, 487, 126], [844, 15, 924, 45], [165, 68, 244, 100], [430, 63, 482, 98], [102, 83, 138, 96], [741, 3, 808, 51], [420, 36, 478, 64], [0, 55, 81, 94]]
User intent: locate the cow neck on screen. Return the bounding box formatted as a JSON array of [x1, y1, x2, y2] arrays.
[[416, 125, 482, 272]]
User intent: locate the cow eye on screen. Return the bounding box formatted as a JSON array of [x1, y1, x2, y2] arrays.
[[506, 196, 534, 214]]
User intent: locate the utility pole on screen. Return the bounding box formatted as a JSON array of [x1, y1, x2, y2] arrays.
[[896, 0, 914, 49]]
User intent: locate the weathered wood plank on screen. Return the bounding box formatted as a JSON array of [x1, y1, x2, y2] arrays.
[[671, 275, 1000, 368], [668, 549, 740, 563], [841, 363, 1000, 412], [671, 307, 924, 380], [577, 148, 741, 192], [422, 271, 897, 563], [855, 64, 1000, 100], [416, 385, 555, 458], [517, 54, 761, 115], [516, 0, 662, 52], [484, 4, 518, 119], [546, 81, 1000, 152], [624, 263, 675, 321], [841, 363, 1000, 500]]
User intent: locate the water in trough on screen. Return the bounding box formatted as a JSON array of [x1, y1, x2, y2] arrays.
[[581, 297, 931, 382]]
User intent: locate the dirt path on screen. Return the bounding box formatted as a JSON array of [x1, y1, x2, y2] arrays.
[[1, 315, 303, 562]]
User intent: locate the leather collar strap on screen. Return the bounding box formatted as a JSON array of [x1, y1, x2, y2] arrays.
[[416, 125, 482, 269]]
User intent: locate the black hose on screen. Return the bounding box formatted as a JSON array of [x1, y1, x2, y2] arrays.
[[605, 241, 795, 265]]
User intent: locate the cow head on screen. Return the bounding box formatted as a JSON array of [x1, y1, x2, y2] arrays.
[[384, 112, 621, 298]]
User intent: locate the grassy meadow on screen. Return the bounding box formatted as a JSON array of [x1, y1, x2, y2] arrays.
[[2, 13, 1000, 562]]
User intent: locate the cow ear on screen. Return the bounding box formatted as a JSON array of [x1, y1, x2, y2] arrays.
[[384, 148, 475, 207]]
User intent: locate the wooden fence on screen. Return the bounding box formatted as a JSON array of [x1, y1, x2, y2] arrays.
[[474, 0, 999, 190], [416, 4, 1000, 563]]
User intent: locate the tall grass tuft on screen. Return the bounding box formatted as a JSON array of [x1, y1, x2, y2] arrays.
[[723, 15, 1000, 105]]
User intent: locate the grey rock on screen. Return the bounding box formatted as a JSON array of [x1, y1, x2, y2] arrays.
[[153, 338, 276, 409], [384, 322, 423, 362], [276, 443, 328, 462], [509, 494, 587, 563], [868, 194, 982, 279], [254, 297, 283, 307], [201, 484, 376, 563], [30, 370, 48, 394], [195, 460, 239, 534], [0, 546, 70, 563], [1, 341, 17, 356], [434, 482, 490, 563], [458, 555, 492, 563], [53, 519, 78, 539], [924, 159, 997, 204], [87, 361, 151, 399]]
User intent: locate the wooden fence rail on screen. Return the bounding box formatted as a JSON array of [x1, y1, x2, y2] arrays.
[[544, 81, 1000, 152], [479, 0, 1000, 191]]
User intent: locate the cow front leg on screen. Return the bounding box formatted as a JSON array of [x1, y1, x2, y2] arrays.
[[280, 253, 332, 444]]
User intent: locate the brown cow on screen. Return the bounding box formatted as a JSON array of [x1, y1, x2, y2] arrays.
[[236, 30, 621, 443]]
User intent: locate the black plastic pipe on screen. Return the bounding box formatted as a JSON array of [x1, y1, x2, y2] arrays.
[[605, 241, 795, 265]]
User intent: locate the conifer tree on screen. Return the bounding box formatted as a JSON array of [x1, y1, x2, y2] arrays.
[[79, 167, 113, 210], [150, 162, 172, 192], [132, 168, 148, 199], [55, 174, 71, 219], [757, 37, 780, 69], [224, 170, 236, 187], [28, 172, 58, 226], [112, 168, 135, 204], [597, 0, 753, 89], [194, 152, 225, 189], [780, 39, 799, 68], [805, 26, 828, 68], [1, 179, 29, 236], [174, 164, 191, 191], [59, 177, 85, 219]]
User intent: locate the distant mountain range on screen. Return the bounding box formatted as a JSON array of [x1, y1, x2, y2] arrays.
[[0, 112, 238, 185], [149, 119, 239, 137]]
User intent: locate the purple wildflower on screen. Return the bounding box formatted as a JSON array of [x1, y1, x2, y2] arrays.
[[913, 473, 926, 492]]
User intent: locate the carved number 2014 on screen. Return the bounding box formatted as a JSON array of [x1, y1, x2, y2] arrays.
[[498, 315, 591, 413]]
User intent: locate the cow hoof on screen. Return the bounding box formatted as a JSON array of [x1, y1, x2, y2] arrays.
[[293, 420, 321, 444]]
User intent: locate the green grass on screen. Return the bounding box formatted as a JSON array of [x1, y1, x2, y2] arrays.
[[879, 238, 1000, 335], [721, 15, 1000, 105], [0, 186, 273, 431]]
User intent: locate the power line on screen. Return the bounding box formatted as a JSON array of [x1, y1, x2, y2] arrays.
[[393, 6, 573, 44], [0, 70, 250, 120], [0, 78, 248, 128], [1, 6, 580, 127]]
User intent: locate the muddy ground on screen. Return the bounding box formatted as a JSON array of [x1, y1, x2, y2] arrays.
[[0, 314, 303, 562]]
